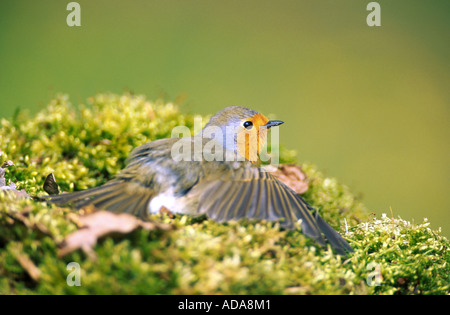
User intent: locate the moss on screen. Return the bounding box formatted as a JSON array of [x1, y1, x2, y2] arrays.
[[0, 93, 448, 295]]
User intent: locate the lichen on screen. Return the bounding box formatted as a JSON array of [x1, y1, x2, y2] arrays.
[[0, 93, 448, 294]]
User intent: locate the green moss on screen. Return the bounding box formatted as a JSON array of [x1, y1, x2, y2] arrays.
[[0, 93, 448, 294]]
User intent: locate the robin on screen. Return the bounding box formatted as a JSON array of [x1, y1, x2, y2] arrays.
[[47, 106, 353, 255]]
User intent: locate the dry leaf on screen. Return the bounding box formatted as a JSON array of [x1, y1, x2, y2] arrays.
[[43, 173, 60, 195], [58, 211, 171, 259], [159, 205, 175, 219], [267, 164, 309, 194]]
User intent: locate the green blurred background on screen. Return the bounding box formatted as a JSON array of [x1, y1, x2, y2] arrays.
[[0, 1, 448, 236]]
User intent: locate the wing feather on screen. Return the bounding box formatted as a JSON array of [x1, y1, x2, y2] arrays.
[[193, 167, 326, 245], [46, 180, 155, 220]]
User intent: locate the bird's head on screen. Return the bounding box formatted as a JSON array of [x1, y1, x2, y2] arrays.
[[203, 106, 284, 162]]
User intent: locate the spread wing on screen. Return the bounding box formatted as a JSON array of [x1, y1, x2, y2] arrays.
[[46, 178, 156, 219], [191, 165, 326, 246], [43, 138, 178, 218]]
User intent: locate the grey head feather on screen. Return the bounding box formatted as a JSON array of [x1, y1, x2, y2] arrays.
[[204, 106, 259, 129], [202, 106, 259, 152]]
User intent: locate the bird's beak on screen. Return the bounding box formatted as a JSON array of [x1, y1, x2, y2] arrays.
[[264, 120, 284, 128]]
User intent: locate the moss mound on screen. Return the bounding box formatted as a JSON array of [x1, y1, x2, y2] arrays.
[[0, 93, 448, 294]]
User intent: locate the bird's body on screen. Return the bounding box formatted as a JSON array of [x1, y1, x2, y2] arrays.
[[48, 106, 353, 255]]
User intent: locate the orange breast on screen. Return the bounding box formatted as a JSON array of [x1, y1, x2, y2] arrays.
[[237, 114, 269, 162]]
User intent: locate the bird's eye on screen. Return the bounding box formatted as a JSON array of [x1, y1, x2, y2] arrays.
[[243, 121, 253, 129]]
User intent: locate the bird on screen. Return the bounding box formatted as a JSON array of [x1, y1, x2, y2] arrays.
[[46, 106, 353, 255]]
